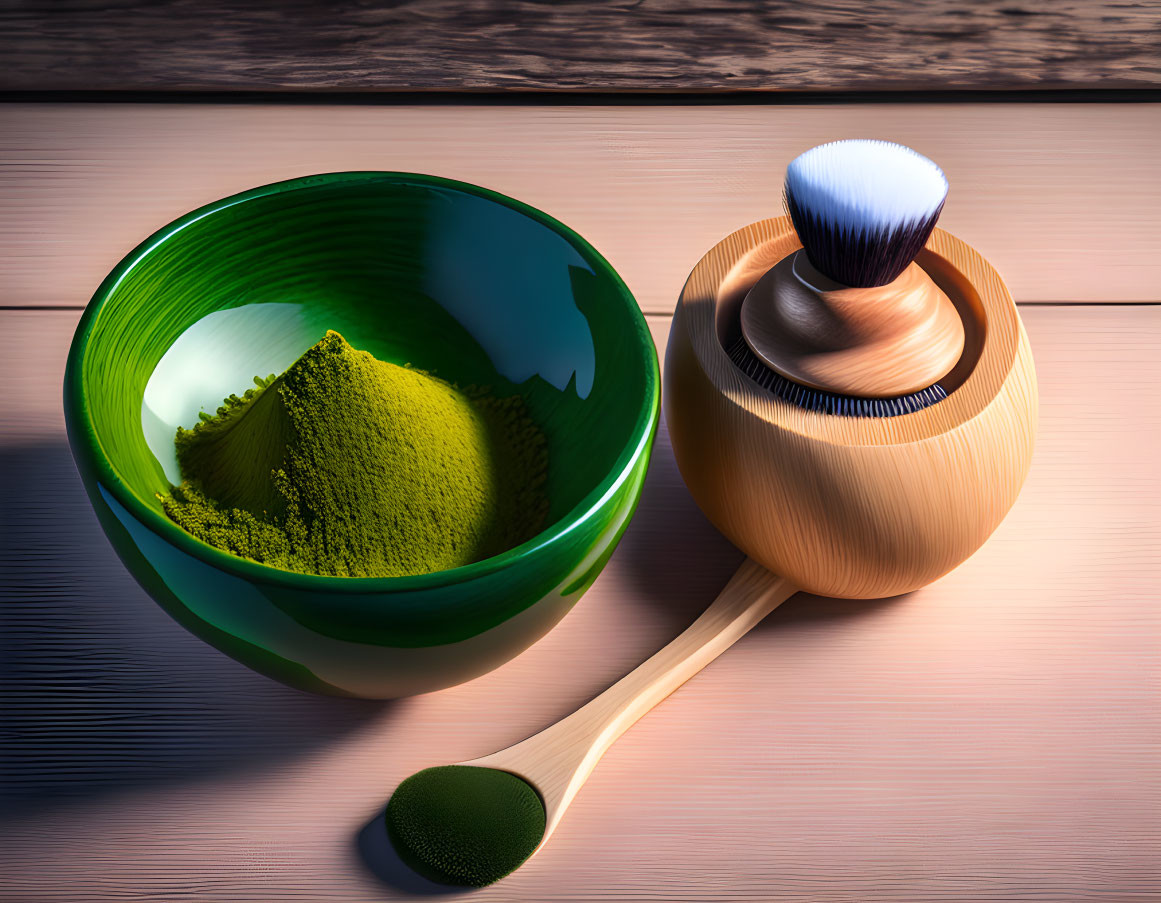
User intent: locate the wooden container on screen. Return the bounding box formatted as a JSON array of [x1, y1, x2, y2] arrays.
[[665, 217, 1038, 599]]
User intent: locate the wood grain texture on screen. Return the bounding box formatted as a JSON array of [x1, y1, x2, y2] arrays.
[[1, 304, 1158, 901], [2, 103, 1158, 314], [2, 0, 1160, 92], [471, 560, 796, 845], [668, 218, 1037, 598]]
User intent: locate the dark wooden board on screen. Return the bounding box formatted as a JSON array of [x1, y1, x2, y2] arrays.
[[3, 0, 1160, 93]]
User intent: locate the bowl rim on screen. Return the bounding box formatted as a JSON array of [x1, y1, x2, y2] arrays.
[[64, 171, 661, 593]]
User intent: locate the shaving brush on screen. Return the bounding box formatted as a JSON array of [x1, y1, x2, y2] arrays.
[[667, 140, 1037, 597], [736, 140, 964, 413]]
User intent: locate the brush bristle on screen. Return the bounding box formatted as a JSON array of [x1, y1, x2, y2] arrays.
[[727, 336, 947, 416], [785, 139, 948, 288]]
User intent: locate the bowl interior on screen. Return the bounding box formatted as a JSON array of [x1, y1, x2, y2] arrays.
[[71, 173, 657, 577]]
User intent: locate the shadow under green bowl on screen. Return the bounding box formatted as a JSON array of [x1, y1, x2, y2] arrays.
[[64, 172, 659, 698]]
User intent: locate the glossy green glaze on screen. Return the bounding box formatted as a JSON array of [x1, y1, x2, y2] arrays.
[[64, 173, 659, 698]]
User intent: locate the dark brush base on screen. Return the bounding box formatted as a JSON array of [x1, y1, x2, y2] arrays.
[[726, 336, 948, 417]]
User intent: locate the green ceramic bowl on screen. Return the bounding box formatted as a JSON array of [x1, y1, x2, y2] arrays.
[[65, 173, 659, 698]]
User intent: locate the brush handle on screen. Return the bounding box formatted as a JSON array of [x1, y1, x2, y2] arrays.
[[470, 559, 796, 842], [740, 250, 964, 398]]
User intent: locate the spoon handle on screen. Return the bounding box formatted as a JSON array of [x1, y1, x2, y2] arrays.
[[471, 558, 797, 840]]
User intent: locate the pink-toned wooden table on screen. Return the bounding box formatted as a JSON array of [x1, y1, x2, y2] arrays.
[[1, 103, 1158, 902]]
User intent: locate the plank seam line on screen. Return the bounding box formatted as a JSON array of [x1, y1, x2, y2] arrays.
[[2, 89, 1160, 106], [3, 301, 1161, 314]]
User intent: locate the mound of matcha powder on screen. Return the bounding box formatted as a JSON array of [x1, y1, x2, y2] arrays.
[[160, 331, 549, 578]]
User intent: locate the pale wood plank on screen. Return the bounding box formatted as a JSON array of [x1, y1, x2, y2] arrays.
[[1, 103, 1159, 313], [0, 305, 1157, 901]]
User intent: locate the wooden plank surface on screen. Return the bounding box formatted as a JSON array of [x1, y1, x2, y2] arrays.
[[1, 303, 1158, 902], [2, 103, 1160, 314], [3, 0, 1161, 92]]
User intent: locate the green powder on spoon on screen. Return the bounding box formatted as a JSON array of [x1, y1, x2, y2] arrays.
[[160, 330, 549, 578], [386, 766, 546, 887]]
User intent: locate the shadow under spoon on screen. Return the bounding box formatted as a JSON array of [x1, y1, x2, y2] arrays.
[[384, 560, 795, 886]]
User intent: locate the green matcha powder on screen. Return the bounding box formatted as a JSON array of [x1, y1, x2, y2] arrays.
[[160, 331, 549, 578]]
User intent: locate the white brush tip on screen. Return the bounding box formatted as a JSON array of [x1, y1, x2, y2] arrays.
[[785, 140, 948, 236]]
